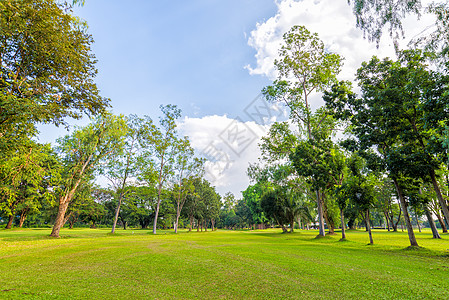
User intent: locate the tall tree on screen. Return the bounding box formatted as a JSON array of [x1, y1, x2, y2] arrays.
[[172, 136, 204, 233], [139, 105, 181, 234], [104, 115, 142, 234], [262, 25, 343, 236], [0, 0, 108, 155], [50, 113, 127, 237]]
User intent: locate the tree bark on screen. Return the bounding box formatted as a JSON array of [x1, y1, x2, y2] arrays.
[[435, 210, 448, 233], [366, 210, 373, 244], [429, 170, 449, 226], [424, 204, 441, 239], [414, 208, 421, 233], [50, 200, 70, 237], [6, 214, 14, 229], [316, 190, 325, 236], [340, 209, 346, 239], [111, 192, 124, 234], [393, 179, 418, 247]]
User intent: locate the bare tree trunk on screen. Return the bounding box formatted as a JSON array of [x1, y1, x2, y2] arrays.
[[175, 210, 181, 234], [189, 216, 193, 232], [211, 219, 215, 231], [414, 208, 422, 233], [111, 192, 124, 234], [435, 210, 447, 233], [384, 211, 390, 231], [205, 219, 208, 232], [366, 210, 373, 244], [316, 190, 325, 236], [340, 209, 346, 240], [6, 214, 14, 229], [50, 200, 70, 237], [424, 205, 441, 239], [429, 170, 449, 225], [393, 178, 418, 247]]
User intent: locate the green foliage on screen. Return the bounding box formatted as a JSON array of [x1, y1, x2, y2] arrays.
[[0, 0, 108, 156]]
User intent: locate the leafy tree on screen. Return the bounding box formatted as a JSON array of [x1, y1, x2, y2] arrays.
[[0, 0, 108, 156], [262, 25, 343, 236], [139, 105, 181, 234], [50, 113, 127, 237], [172, 136, 204, 233], [348, 0, 449, 59], [0, 141, 59, 229], [103, 115, 142, 234]]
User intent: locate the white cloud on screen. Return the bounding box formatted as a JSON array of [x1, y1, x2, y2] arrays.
[[246, 0, 436, 82], [178, 115, 270, 198]]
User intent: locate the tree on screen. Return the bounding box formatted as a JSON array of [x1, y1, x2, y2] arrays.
[[262, 25, 343, 236], [139, 105, 181, 234], [0, 141, 59, 229], [347, 0, 449, 60], [50, 113, 127, 237], [104, 115, 142, 234], [0, 0, 108, 156], [172, 136, 204, 233]]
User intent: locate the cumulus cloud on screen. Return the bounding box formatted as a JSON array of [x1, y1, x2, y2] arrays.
[[178, 115, 271, 198], [246, 0, 436, 82]]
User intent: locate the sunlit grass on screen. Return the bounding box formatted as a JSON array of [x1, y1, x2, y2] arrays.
[[0, 228, 448, 299]]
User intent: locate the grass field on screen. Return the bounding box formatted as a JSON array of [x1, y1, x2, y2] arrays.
[[0, 228, 448, 299]]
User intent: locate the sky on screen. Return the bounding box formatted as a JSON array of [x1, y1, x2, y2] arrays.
[[38, 0, 436, 198]]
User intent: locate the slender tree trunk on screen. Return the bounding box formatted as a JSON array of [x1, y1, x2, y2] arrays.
[[153, 187, 162, 234], [316, 190, 325, 236], [197, 219, 200, 232], [424, 205, 441, 239], [189, 215, 193, 232], [414, 208, 421, 233], [340, 209, 346, 240], [366, 210, 373, 244], [205, 219, 208, 232], [384, 211, 390, 231], [175, 210, 181, 234], [111, 192, 124, 234], [393, 179, 418, 247], [18, 216, 25, 228], [211, 219, 215, 231], [429, 170, 449, 225], [435, 210, 448, 233]]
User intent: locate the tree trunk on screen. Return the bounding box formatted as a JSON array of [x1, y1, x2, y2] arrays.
[[414, 208, 421, 233], [424, 204, 441, 239], [340, 209, 346, 240], [175, 210, 180, 234], [205, 219, 208, 232], [366, 210, 373, 244], [50, 199, 70, 237], [316, 190, 325, 236], [6, 214, 14, 229], [189, 215, 193, 232], [384, 211, 390, 231], [429, 170, 449, 226], [111, 192, 124, 234], [435, 210, 448, 233], [18, 209, 28, 228], [211, 219, 215, 231], [393, 179, 418, 247]]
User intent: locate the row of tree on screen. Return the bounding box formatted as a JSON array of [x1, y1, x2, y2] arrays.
[[0, 0, 227, 237], [245, 21, 449, 247]]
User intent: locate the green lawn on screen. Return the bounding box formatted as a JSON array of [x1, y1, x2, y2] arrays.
[[0, 228, 448, 299]]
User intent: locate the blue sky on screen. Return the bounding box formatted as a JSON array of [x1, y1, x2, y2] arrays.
[[76, 0, 275, 119], [38, 0, 434, 197]]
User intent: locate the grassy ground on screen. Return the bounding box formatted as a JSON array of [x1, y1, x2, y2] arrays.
[[0, 228, 448, 299]]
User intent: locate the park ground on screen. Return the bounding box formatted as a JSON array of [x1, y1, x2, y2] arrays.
[[0, 228, 448, 299]]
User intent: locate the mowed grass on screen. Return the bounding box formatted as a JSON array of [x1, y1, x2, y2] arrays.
[[0, 228, 448, 299]]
